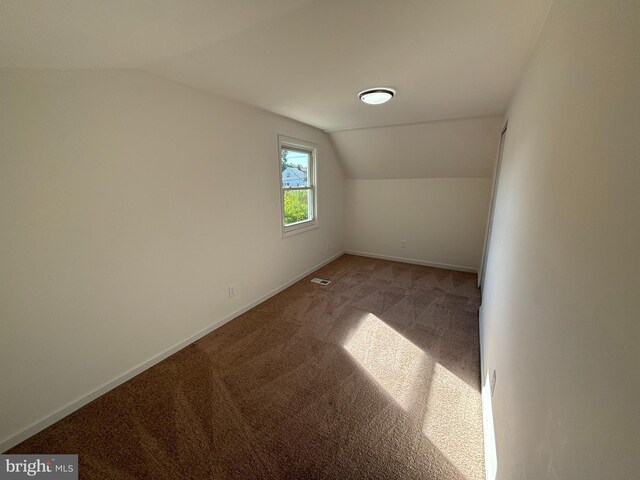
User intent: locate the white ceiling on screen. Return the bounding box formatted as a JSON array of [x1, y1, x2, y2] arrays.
[[1, 0, 552, 131], [332, 116, 504, 179]]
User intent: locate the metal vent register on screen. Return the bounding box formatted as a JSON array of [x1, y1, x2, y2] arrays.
[[311, 278, 331, 285]]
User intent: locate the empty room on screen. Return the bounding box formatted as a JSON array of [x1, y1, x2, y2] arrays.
[[1, 1, 638, 479]]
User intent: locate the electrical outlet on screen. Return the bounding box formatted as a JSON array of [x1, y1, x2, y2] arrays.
[[228, 284, 235, 298], [401, 240, 406, 248], [490, 369, 497, 397]]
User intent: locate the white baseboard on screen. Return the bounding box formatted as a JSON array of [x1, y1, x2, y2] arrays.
[[344, 250, 477, 273], [479, 305, 486, 391], [0, 251, 345, 453], [479, 305, 498, 480]]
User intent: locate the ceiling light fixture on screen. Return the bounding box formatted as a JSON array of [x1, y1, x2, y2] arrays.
[[358, 87, 396, 105]]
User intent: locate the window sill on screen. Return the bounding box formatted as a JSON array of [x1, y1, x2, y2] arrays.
[[282, 221, 318, 238]]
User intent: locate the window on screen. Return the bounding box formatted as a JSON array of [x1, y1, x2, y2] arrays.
[[278, 135, 317, 237]]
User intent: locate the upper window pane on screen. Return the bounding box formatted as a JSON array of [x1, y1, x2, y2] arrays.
[[281, 148, 311, 188]]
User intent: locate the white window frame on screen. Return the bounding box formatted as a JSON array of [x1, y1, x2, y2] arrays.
[[278, 135, 318, 238]]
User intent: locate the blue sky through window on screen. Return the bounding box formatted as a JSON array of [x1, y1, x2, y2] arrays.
[[285, 149, 309, 170]]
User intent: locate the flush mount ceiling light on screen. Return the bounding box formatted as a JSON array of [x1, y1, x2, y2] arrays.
[[358, 87, 396, 105]]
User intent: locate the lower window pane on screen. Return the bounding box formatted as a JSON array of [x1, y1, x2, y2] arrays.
[[284, 189, 312, 226]]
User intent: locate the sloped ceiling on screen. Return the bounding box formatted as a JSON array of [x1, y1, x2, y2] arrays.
[[0, 0, 551, 177], [331, 116, 504, 179]]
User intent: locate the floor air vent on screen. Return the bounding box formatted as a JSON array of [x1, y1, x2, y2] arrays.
[[311, 278, 331, 285]]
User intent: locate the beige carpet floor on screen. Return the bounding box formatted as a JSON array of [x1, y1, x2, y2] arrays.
[[9, 254, 485, 479]]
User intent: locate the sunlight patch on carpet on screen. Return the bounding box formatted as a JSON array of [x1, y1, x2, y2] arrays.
[[344, 313, 424, 410], [423, 363, 485, 479]]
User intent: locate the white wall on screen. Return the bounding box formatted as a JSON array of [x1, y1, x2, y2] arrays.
[[344, 178, 491, 271], [480, 0, 640, 478], [330, 116, 503, 179], [0, 68, 344, 449], [338, 116, 502, 272]]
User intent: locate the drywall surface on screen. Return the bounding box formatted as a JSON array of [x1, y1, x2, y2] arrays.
[[344, 178, 491, 270], [480, 0, 640, 478], [0, 69, 344, 447], [330, 116, 503, 179], [0, 2, 553, 131]]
